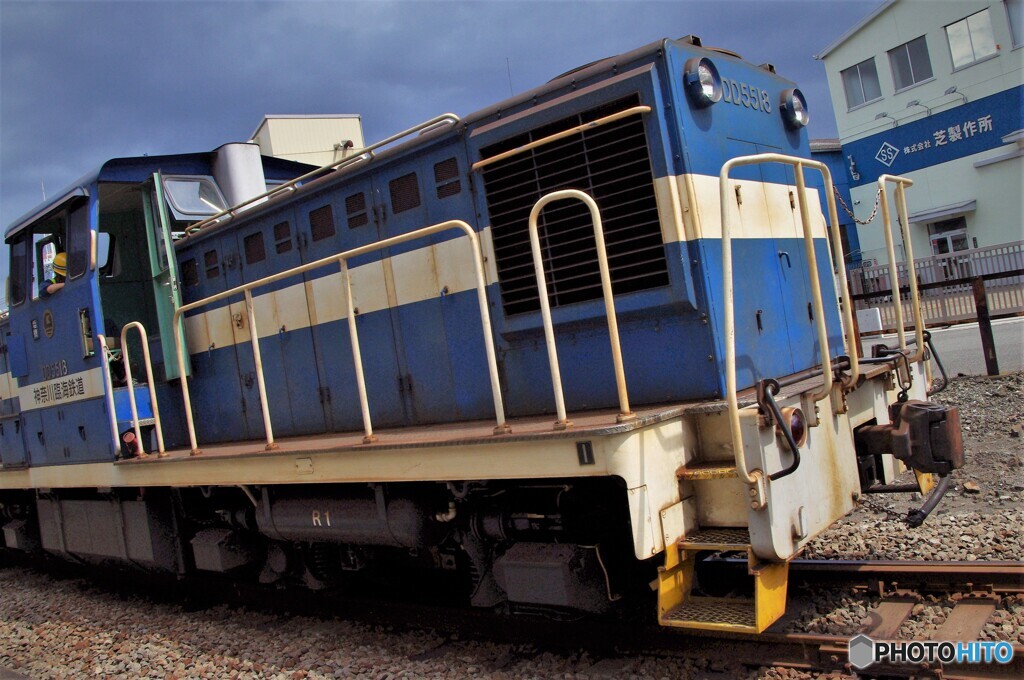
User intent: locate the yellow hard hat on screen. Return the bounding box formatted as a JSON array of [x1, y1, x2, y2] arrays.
[[52, 252, 67, 277]]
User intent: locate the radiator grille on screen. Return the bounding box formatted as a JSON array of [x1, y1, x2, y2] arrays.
[[480, 95, 668, 316]]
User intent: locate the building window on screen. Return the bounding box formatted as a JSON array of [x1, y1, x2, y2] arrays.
[[1007, 0, 1024, 48], [946, 9, 998, 69], [888, 36, 933, 91], [841, 58, 882, 109]]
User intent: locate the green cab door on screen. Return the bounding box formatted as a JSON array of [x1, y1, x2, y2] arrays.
[[142, 173, 190, 379]]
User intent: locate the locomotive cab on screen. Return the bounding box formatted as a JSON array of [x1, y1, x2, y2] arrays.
[[0, 146, 315, 465]]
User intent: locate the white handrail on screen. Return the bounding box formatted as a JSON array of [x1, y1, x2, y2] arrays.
[[119, 322, 166, 456], [340, 258, 375, 444], [177, 114, 461, 241], [878, 174, 926, 362], [527, 190, 635, 429], [97, 333, 122, 458], [720, 153, 854, 486], [471, 106, 652, 173], [173, 219, 508, 455], [244, 290, 276, 450]]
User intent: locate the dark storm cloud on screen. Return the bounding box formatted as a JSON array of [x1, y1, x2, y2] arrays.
[[0, 0, 880, 232]]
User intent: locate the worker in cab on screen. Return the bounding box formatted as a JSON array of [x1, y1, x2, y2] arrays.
[[41, 252, 66, 297]]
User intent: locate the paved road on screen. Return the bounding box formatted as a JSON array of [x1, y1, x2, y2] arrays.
[[861, 317, 1024, 376]]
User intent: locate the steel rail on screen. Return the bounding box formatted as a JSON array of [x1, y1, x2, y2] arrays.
[[788, 559, 1024, 592], [708, 557, 1024, 592]]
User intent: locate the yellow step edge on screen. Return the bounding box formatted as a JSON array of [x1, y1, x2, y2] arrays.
[[657, 542, 789, 634], [678, 527, 750, 552]]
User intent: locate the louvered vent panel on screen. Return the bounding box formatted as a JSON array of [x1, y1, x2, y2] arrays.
[[389, 173, 421, 214], [309, 205, 336, 242], [345, 192, 368, 228], [480, 95, 668, 316]]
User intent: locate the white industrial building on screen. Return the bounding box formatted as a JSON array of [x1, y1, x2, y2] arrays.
[[816, 0, 1023, 268]]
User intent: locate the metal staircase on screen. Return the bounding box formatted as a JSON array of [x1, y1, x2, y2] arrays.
[[657, 527, 789, 634]]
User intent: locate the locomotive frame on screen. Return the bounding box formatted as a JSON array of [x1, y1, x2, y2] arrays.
[[0, 35, 962, 633]]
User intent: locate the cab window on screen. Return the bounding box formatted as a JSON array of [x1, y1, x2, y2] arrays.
[[8, 234, 28, 306], [162, 176, 227, 220], [31, 215, 65, 300], [67, 204, 90, 280]]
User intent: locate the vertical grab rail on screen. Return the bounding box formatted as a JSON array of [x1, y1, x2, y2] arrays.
[[340, 259, 375, 444], [878, 174, 927, 362], [720, 154, 860, 488], [119, 322, 167, 456], [527, 190, 636, 430], [173, 219, 508, 455], [244, 290, 276, 450], [97, 334, 122, 459]]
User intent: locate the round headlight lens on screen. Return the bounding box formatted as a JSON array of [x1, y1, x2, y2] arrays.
[[780, 88, 809, 129], [684, 57, 722, 108], [778, 407, 808, 447]]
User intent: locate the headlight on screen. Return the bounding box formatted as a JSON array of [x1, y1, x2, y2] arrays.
[[780, 88, 809, 129], [778, 407, 807, 447], [683, 57, 722, 108]]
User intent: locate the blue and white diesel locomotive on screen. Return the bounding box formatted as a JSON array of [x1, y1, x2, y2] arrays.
[[0, 36, 962, 632]]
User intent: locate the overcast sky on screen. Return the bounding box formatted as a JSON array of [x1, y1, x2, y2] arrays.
[[0, 0, 880, 245]]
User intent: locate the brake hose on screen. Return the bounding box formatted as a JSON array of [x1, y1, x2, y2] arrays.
[[759, 380, 802, 482], [924, 330, 949, 396]]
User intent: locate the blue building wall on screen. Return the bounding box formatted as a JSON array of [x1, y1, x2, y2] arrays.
[[810, 145, 861, 269]]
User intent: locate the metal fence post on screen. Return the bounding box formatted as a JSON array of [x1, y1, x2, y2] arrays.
[[971, 277, 999, 375]]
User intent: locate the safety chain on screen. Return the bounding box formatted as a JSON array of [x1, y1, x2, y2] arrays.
[[859, 494, 911, 522], [834, 186, 882, 225]]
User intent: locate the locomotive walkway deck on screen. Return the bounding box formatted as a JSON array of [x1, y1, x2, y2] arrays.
[[120, 363, 891, 467], [120, 400, 712, 465]]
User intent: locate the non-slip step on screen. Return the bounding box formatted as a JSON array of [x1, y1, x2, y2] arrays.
[[679, 527, 750, 551], [661, 596, 757, 631]]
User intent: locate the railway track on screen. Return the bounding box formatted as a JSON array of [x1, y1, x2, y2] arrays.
[[640, 559, 1024, 678], [3, 554, 1021, 678]]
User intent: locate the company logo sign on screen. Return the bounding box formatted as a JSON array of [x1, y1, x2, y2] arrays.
[[848, 634, 1015, 670], [843, 86, 1022, 187], [874, 142, 900, 167]]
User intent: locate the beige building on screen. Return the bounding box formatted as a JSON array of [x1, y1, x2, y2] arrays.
[[250, 114, 365, 168]]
